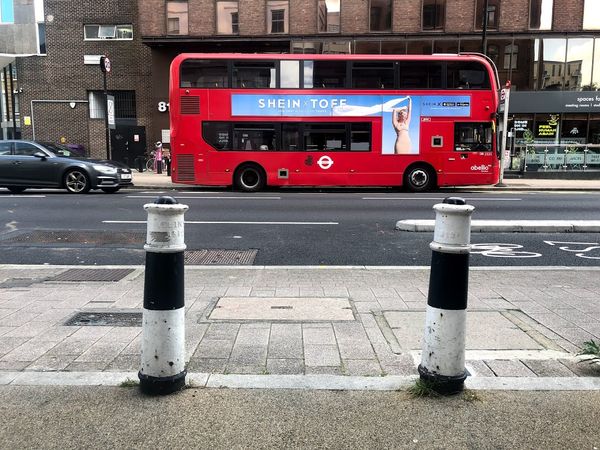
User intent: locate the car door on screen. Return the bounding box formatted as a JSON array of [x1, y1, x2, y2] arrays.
[[0, 141, 14, 185], [13, 142, 62, 187]]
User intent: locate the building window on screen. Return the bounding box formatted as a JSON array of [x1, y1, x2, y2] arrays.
[[267, 1, 289, 34], [0, 0, 14, 24], [88, 91, 136, 119], [583, 0, 600, 30], [217, 1, 239, 34], [370, 0, 392, 32], [167, 1, 189, 35], [529, 0, 552, 30], [422, 0, 445, 31], [84, 25, 133, 40], [503, 44, 518, 70], [475, 0, 499, 30], [38, 23, 46, 54], [318, 0, 340, 33]]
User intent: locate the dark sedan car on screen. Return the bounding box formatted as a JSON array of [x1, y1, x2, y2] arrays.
[[0, 140, 133, 194]]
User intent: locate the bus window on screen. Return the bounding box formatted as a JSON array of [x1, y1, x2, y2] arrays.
[[350, 123, 371, 151], [233, 61, 276, 88], [181, 60, 229, 88], [282, 123, 300, 151], [308, 60, 347, 88], [455, 122, 493, 152], [233, 123, 276, 150], [398, 61, 442, 89], [280, 60, 300, 88], [304, 123, 346, 150], [202, 122, 231, 150], [352, 62, 395, 89], [447, 62, 490, 89]]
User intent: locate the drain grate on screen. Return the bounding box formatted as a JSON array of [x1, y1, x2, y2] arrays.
[[185, 249, 257, 265], [48, 268, 135, 282], [65, 311, 142, 327], [0, 230, 145, 245]]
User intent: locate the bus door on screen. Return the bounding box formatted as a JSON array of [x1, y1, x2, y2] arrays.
[[445, 122, 496, 185]]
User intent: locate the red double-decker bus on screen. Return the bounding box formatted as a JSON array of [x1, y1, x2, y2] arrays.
[[169, 53, 500, 192]]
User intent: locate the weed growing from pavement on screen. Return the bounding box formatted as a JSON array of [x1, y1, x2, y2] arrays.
[[461, 389, 481, 402], [578, 340, 600, 368], [119, 378, 139, 388], [406, 379, 441, 398]]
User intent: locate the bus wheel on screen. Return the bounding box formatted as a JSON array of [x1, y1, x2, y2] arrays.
[[404, 165, 435, 192], [234, 164, 265, 192]]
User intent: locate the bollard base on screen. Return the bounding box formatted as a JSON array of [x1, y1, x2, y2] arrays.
[[138, 370, 186, 396], [418, 364, 466, 395]]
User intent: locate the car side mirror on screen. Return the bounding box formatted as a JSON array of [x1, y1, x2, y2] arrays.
[[33, 152, 47, 160]]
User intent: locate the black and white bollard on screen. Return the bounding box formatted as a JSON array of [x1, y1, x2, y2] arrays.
[[418, 197, 474, 395], [139, 196, 189, 395]]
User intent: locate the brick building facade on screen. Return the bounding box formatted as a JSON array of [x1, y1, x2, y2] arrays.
[[15, 0, 153, 160]]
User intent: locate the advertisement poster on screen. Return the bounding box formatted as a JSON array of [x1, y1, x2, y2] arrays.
[[231, 94, 471, 155]]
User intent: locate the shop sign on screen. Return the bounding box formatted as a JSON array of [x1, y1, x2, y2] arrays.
[[510, 92, 600, 113], [537, 122, 558, 137], [513, 120, 529, 131]]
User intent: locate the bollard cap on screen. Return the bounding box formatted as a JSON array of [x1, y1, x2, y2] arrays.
[[443, 196, 466, 206], [154, 196, 178, 205]]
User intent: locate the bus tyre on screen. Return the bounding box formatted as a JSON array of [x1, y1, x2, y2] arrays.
[[405, 165, 435, 192], [235, 164, 265, 192]]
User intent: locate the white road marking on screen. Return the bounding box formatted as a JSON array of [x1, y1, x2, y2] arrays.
[[363, 197, 521, 201], [103, 220, 338, 225], [127, 195, 281, 200], [0, 195, 46, 198]]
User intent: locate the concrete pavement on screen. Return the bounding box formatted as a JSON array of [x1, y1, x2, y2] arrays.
[[1, 386, 599, 448], [1, 265, 599, 390]]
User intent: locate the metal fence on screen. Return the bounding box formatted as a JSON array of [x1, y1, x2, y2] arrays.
[[508, 144, 600, 173]]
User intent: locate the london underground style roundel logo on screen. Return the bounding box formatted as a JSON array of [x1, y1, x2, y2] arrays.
[[317, 155, 334, 170]]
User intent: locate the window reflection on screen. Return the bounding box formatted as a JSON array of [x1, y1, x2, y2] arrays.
[[583, 0, 600, 30], [593, 38, 600, 90], [318, 0, 340, 33], [534, 38, 566, 90], [565, 38, 593, 91], [529, 0, 553, 30], [217, 1, 239, 35]]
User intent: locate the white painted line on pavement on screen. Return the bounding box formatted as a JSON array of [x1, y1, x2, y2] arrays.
[[128, 195, 281, 200], [2, 372, 600, 391], [396, 219, 600, 233], [103, 220, 338, 225]]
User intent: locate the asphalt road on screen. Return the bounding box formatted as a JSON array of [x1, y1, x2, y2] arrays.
[[0, 386, 599, 449], [1, 188, 600, 266]]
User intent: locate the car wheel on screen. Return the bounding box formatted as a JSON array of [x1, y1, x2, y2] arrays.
[[404, 165, 435, 192], [64, 169, 91, 194], [101, 187, 121, 194], [234, 164, 265, 192], [7, 187, 26, 194]]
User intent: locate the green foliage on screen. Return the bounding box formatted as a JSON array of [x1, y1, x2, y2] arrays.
[[578, 340, 600, 369], [406, 379, 441, 398], [119, 378, 139, 388]]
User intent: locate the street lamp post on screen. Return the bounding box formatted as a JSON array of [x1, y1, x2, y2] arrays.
[[481, 0, 489, 55]]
